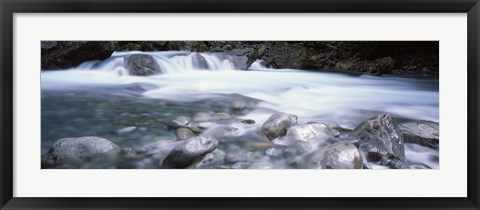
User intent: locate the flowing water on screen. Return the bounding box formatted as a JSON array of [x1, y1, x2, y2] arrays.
[[41, 51, 439, 169]]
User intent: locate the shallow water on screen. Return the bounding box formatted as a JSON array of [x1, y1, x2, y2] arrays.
[[41, 51, 439, 169]]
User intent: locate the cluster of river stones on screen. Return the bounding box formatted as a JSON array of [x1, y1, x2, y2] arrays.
[[41, 111, 439, 169]]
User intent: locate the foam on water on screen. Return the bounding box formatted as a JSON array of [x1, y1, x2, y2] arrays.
[[41, 51, 440, 169]]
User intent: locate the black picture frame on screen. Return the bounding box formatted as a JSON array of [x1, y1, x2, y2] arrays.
[[1, 0, 479, 209]]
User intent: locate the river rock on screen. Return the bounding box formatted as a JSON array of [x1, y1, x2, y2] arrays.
[[284, 122, 337, 142], [126, 54, 161, 76], [261, 112, 298, 140], [388, 160, 432, 169], [161, 136, 219, 168], [211, 112, 232, 120], [192, 112, 212, 121], [193, 153, 221, 169], [170, 115, 192, 128], [176, 128, 195, 140], [117, 126, 137, 134], [319, 141, 363, 169], [350, 114, 405, 162], [41, 136, 121, 168], [400, 121, 439, 149], [192, 53, 209, 69]]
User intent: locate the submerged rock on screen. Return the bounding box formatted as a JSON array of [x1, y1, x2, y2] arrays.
[[350, 114, 405, 162], [126, 54, 161, 76], [41, 136, 121, 168], [117, 126, 137, 134], [192, 112, 212, 121], [319, 141, 363, 169], [176, 128, 196, 140], [400, 121, 439, 149], [261, 112, 298, 140], [161, 136, 219, 169]]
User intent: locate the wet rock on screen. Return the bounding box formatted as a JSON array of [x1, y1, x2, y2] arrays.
[[176, 128, 195, 140], [170, 115, 192, 128], [350, 114, 405, 162], [161, 136, 219, 169], [212, 112, 232, 120], [119, 147, 139, 160], [141, 139, 181, 161], [117, 126, 137, 134], [202, 126, 242, 139], [400, 121, 439, 149], [319, 142, 363, 169], [192, 112, 211, 121], [265, 147, 283, 157], [230, 100, 247, 111], [240, 119, 256, 124], [188, 121, 217, 132], [193, 153, 221, 169], [41, 136, 121, 168], [126, 54, 161, 76], [261, 112, 298, 140], [192, 53, 209, 69], [225, 151, 258, 163], [284, 122, 336, 141], [388, 160, 432, 169]]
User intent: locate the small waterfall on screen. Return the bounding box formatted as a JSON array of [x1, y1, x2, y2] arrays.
[[80, 51, 237, 76]]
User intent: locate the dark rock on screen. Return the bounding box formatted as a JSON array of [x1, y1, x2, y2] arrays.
[[125, 54, 161, 76], [240, 119, 255, 124], [350, 114, 405, 162], [41, 41, 58, 49], [192, 53, 209, 69], [400, 121, 439, 149], [41, 136, 121, 168], [41, 41, 115, 70], [261, 112, 298, 140], [161, 136, 219, 168]]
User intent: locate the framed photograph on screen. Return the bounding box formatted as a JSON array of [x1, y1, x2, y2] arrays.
[[1, 0, 479, 209]]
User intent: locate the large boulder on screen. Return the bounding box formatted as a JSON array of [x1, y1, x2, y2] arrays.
[[161, 136, 219, 168], [350, 114, 405, 163], [400, 121, 439, 149], [261, 112, 298, 140], [125, 54, 162, 76], [41, 136, 121, 168], [41, 41, 115, 70]]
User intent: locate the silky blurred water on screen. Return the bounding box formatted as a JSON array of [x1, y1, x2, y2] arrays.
[[41, 51, 439, 168]]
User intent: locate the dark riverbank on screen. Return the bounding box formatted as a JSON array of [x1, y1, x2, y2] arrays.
[[41, 41, 438, 75]]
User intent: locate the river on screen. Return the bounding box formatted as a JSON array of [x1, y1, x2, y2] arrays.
[[41, 51, 439, 169]]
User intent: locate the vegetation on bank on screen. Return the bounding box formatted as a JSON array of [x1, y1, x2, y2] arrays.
[[41, 41, 438, 75]]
